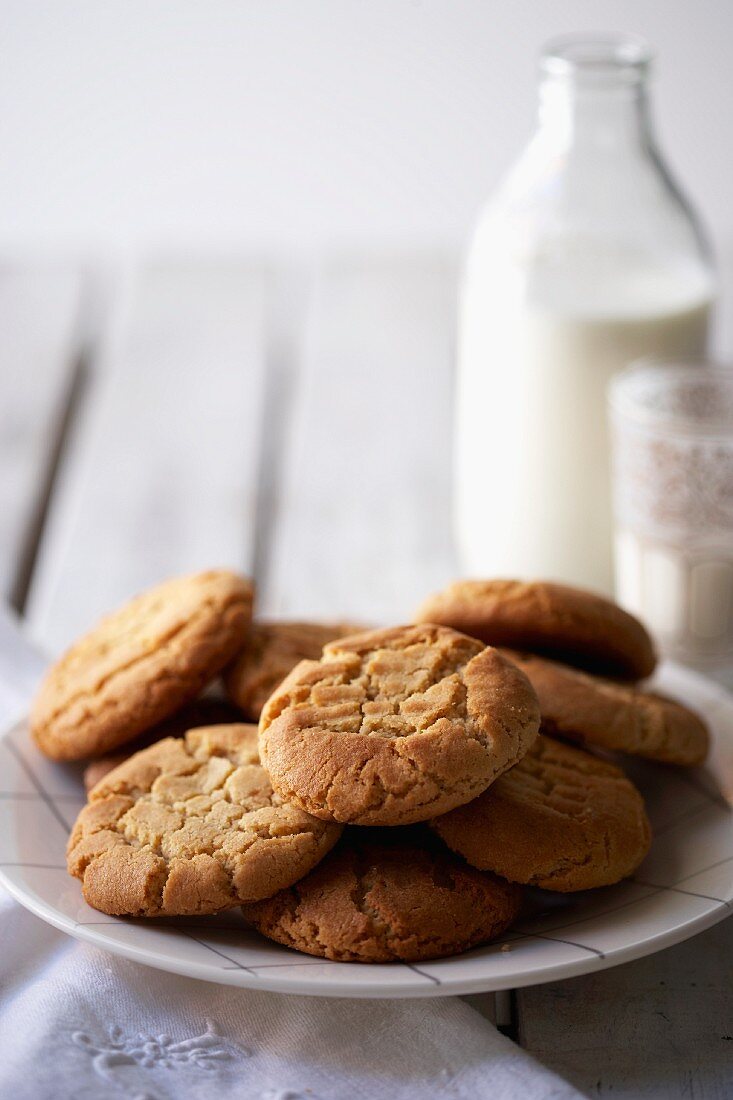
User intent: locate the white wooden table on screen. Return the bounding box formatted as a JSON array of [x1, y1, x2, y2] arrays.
[[2, 254, 733, 1097]]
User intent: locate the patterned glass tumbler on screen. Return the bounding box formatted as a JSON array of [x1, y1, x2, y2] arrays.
[[609, 360, 733, 687]]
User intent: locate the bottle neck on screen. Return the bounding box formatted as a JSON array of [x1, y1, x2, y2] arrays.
[[537, 76, 653, 152]]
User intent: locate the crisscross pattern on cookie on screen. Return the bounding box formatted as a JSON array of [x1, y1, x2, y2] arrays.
[[432, 735, 652, 892], [67, 725, 342, 916], [503, 649, 709, 766], [32, 570, 253, 761], [259, 624, 541, 826]]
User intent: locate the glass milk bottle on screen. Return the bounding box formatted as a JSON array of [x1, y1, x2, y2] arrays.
[[455, 35, 715, 594]]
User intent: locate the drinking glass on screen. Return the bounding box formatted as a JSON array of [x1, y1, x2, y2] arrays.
[[609, 360, 733, 685]]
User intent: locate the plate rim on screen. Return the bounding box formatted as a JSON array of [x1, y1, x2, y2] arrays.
[[0, 864, 730, 998]]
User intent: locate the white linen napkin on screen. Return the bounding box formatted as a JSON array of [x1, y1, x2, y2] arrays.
[[0, 604, 583, 1100]]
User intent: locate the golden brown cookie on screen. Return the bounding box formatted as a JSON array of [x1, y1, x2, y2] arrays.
[[242, 831, 523, 962], [67, 724, 342, 916], [501, 649, 709, 767], [432, 735, 651, 892], [82, 696, 246, 793], [32, 570, 253, 762], [415, 579, 656, 680], [258, 623, 540, 827], [225, 620, 363, 721]]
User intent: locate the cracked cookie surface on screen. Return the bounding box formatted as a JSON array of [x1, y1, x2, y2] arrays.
[[432, 735, 651, 892], [67, 724, 342, 916], [502, 649, 709, 766], [258, 623, 541, 826], [415, 579, 656, 680], [82, 695, 246, 792], [225, 620, 363, 721], [242, 831, 523, 962], [32, 570, 253, 762]]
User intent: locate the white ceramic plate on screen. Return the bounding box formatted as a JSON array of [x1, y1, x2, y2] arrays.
[[1, 662, 731, 999]]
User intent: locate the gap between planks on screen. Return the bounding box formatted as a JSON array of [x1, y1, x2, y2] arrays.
[[0, 264, 86, 612]]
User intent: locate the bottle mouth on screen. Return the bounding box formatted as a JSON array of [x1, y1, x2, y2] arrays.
[[541, 34, 652, 84]]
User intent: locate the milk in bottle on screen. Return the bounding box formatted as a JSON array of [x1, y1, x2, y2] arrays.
[[455, 36, 715, 593]]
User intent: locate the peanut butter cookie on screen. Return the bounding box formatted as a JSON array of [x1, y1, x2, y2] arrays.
[[242, 831, 523, 962], [415, 579, 656, 679], [432, 735, 651, 891], [225, 620, 363, 721], [502, 649, 709, 766], [32, 570, 253, 762], [259, 623, 540, 826], [67, 724, 342, 916]]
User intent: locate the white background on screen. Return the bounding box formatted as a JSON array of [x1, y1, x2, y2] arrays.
[[0, 1, 730, 258]]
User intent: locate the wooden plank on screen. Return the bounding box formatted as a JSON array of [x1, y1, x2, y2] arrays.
[[26, 259, 266, 653], [259, 251, 458, 622], [0, 264, 82, 603], [463, 992, 497, 1027], [518, 917, 733, 1098]]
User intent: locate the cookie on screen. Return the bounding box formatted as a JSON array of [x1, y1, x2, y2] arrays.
[[502, 649, 709, 767], [432, 735, 651, 892], [415, 579, 656, 680], [67, 724, 342, 916], [82, 696, 246, 793], [259, 623, 540, 826], [225, 620, 363, 721], [242, 831, 522, 962], [32, 570, 253, 762]]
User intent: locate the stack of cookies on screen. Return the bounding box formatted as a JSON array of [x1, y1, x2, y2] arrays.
[[30, 571, 710, 964]]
